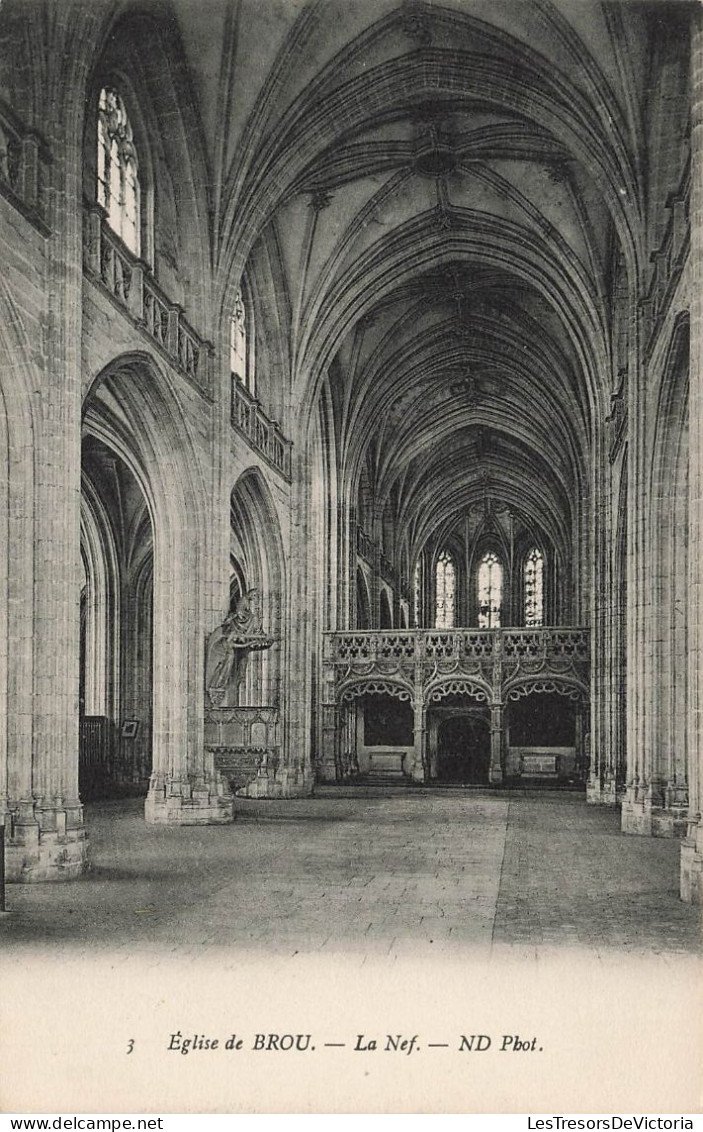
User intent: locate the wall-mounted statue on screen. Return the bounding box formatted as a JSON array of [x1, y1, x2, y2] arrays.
[[205, 588, 274, 707]]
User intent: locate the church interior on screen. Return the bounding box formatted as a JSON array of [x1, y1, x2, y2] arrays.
[[0, 0, 702, 953]]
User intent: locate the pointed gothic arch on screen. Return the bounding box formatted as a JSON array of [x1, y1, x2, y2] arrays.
[[83, 350, 230, 824], [642, 314, 689, 835], [230, 467, 286, 707]]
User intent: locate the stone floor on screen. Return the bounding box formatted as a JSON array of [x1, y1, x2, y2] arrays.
[[2, 788, 700, 959]]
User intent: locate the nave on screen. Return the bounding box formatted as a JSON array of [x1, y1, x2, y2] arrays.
[[3, 790, 698, 960], [0, 0, 701, 914]]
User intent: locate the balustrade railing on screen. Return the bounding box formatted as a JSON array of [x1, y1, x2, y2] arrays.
[[82, 201, 214, 395], [327, 627, 589, 665], [0, 102, 50, 230], [231, 376, 292, 480]]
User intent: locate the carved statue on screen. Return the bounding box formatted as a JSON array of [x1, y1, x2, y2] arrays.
[[205, 589, 274, 706], [230, 587, 262, 635]]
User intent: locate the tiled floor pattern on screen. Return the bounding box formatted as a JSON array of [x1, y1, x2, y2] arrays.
[[1, 789, 700, 958]]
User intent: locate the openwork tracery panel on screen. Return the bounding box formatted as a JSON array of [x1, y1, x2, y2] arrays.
[[339, 679, 413, 705], [324, 628, 589, 721], [505, 678, 586, 702], [427, 679, 490, 704], [378, 633, 416, 659], [425, 631, 457, 659]]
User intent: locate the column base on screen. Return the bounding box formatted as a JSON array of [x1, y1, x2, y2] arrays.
[[621, 787, 688, 838], [316, 757, 339, 784], [410, 748, 425, 783], [5, 798, 89, 882], [237, 756, 314, 799], [651, 807, 689, 838], [586, 775, 618, 805], [680, 818, 703, 903], [145, 772, 234, 825], [621, 789, 651, 835]]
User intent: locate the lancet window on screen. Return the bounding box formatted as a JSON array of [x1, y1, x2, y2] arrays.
[[435, 550, 455, 629], [230, 288, 254, 393], [478, 551, 502, 628], [97, 87, 140, 255], [524, 547, 544, 627]]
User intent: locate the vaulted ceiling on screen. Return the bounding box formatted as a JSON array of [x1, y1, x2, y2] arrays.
[[4, 0, 687, 584], [177, 0, 663, 572]]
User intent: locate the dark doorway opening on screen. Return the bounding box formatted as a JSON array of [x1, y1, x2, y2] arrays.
[[437, 714, 490, 784], [508, 692, 575, 746]]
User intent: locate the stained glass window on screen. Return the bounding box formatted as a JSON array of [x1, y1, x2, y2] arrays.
[[435, 550, 455, 629], [478, 551, 502, 628], [524, 547, 544, 627], [231, 288, 254, 392], [97, 88, 140, 255]]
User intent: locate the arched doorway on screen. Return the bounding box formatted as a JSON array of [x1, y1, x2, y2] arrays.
[[436, 712, 491, 784]]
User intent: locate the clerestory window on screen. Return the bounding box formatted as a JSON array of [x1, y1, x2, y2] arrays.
[[524, 546, 544, 627], [435, 550, 455, 629], [413, 560, 422, 628], [478, 551, 502, 628], [230, 288, 254, 394], [97, 87, 140, 256]]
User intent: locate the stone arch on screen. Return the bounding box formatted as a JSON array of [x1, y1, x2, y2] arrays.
[[83, 350, 231, 825], [79, 473, 121, 721], [80, 441, 155, 798], [356, 567, 372, 630], [243, 227, 292, 423], [230, 467, 286, 708], [647, 313, 689, 835], [379, 587, 393, 630]]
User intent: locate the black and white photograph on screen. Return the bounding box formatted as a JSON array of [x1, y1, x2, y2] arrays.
[[0, 0, 701, 1116]]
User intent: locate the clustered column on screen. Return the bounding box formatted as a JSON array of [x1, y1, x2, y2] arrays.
[[682, 5, 703, 903]]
